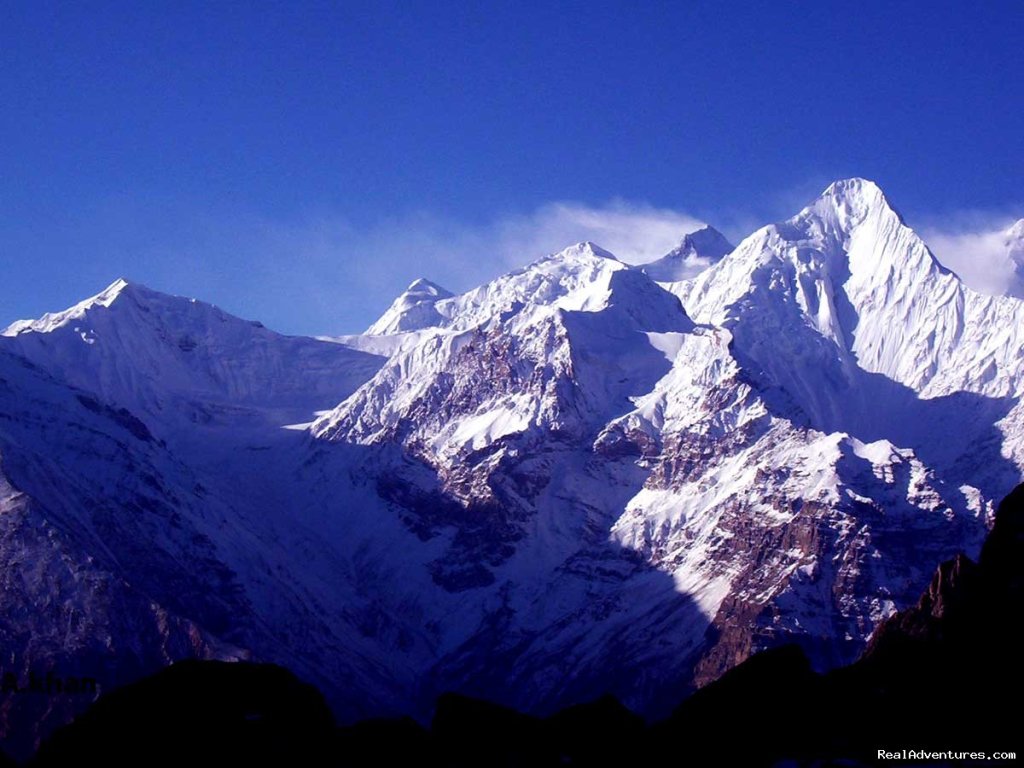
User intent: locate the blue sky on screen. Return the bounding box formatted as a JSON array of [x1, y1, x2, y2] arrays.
[[1, 1, 1021, 335]]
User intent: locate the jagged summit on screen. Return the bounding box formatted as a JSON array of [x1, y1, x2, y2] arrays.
[[797, 178, 949, 284], [679, 225, 733, 256], [796, 177, 900, 230], [672, 176, 1024, 442], [97, 275, 132, 299], [677, 177, 945, 327], [817, 176, 888, 206], [642, 225, 733, 282], [548, 241, 618, 262], [405, 277, 454, 297], [81, 276, 172, 306], [820, 176, 885, 200], [3, 277, 169, 337], [365, 276, 455, 336], [366, 242, 632, 337]]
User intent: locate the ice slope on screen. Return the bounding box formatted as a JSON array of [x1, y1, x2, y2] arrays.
[[2, 279, 384, 439], [0, 352, 447, 758]]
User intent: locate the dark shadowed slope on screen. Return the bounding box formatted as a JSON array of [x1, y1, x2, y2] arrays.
[[21, 483, 1022, 767]]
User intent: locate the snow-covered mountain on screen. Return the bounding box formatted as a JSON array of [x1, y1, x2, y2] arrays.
[[0, 178, 1020, 757], [365, 278, 455, 336], [1, 278, 384, 435], [641, 225, 733, 282]]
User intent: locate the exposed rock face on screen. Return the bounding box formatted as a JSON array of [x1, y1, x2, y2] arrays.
[[866, 480, 1024, 655]]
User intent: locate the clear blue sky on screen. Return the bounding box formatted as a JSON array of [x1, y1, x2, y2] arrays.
[[1, 1, 1021, 335]]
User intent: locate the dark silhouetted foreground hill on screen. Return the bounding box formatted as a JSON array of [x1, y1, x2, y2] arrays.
[[29, 662, 334, 767]]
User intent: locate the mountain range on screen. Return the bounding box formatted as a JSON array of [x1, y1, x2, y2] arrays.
[[1, 178, 1021, 757]]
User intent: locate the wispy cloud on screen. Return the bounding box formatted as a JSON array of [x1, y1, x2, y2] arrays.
[[16, 186, 1022, 339], [502, 201, 707, 266], [54, 196, 706, 336], [295, 200, 706, 332], [338, 200, 706, 279], [920, 213, 1022, 298]]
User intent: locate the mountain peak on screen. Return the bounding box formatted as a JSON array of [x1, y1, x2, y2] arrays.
[[821, 176, 884, 199], [75, 277, 135, 308], [668, 226, 734, 265], [91, 277, 166, 308], [404, 278, 454, 298], [804, 177, 903, 230], [552, 241, 619, 261], [101, 276, 132, 296], [366, 278, 454, 335], [87, 277, 189, 312], [641, 226, 733, 282], [2, 277, 156, 336], [679, 225, 733, 254]]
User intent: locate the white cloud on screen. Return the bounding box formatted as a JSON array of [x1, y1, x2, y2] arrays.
[[50, 189, 1024, 338], [267, 200, 706, 333], [342, 200, 705, 279], [921, 217, 1022, 298], [70, 197, 706, 335], [50, 193, 708, 336], [501, 201, 706, 266]]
